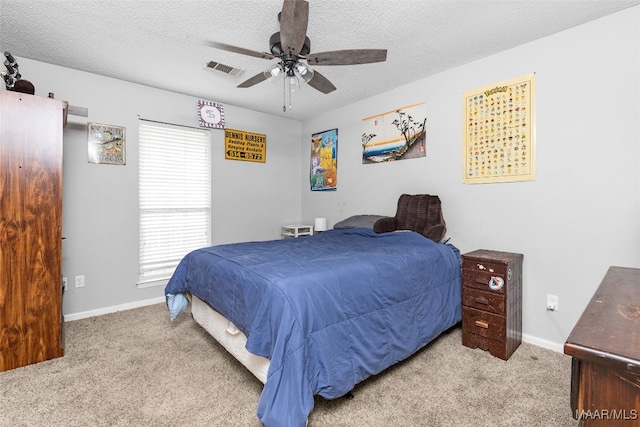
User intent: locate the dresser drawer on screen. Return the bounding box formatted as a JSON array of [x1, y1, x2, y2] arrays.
[[462, 331, 509, 360], [462, 257, 509, 277], [463, 287, 505, 315], [462, 307, 506, 342], [462, 269, 507, 295]]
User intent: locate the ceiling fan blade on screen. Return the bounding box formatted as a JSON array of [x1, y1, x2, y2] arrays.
[[237, 72, 268, 88], [279, 0, 309, 56], [306, 49, 387, 66], [187, 35, 275, 60], [307, 70, 336, 94]]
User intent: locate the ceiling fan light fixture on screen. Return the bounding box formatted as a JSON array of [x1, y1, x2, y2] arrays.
[[264, 63, 284, 82], [287, 71, 300, 92], [294, 62, 314, 83]]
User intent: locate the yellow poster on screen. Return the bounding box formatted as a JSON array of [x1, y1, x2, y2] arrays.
[[463, 74, 536, 184], [310, 128, 337, 191], [224, 129, 266, 163]]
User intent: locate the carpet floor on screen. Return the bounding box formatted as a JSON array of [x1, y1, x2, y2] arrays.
[[0, 303, 577, 426]]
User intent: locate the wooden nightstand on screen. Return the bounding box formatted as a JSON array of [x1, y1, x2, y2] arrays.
[[461, 249, 523, 360]]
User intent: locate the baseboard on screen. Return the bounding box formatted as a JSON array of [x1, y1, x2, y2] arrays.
[[522, 333, 565, 354], [63, 296, 166, 322]]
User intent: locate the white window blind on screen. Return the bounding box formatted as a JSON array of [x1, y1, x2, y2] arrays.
[[138, 120, 211, 288]]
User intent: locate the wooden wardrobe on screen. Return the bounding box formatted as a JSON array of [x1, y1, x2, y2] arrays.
[[0, 90, 66, 371]]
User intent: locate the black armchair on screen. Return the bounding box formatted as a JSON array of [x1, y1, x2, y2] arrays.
[[373, 194, 447, 242]]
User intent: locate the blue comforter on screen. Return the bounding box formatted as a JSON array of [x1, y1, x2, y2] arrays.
[[165, 228, 461, 427]]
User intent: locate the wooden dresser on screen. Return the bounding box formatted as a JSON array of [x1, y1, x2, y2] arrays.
[[0, 91, 66, 371], [564, 266, 640, 426], [461, 249, 523, 360]]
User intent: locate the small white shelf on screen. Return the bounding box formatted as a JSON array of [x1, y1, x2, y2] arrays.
[[282, 224, 313, 238]]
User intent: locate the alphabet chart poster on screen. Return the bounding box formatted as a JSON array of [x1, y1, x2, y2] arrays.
[[463, 74, 536, 184]]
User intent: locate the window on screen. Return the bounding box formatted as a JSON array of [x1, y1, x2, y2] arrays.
[[138, 120, 211, 288]]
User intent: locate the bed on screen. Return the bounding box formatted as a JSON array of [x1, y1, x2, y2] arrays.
[[165, 195, 462, 427]]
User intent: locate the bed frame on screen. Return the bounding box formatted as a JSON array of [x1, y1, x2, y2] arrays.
[[191, 294, 270, 384]]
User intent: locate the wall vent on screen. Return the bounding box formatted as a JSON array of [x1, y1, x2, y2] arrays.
[[205, 61, 244, 77]]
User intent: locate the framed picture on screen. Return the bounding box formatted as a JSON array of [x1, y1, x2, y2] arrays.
[[310, 128, 338, 191], [87, 122, 126, 165], [197, 99, 225, 129], [463, 74, 536, 184], [362, 102, 427, 164]]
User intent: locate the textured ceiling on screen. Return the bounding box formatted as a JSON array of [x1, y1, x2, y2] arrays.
[[1, 0, 638, 121]]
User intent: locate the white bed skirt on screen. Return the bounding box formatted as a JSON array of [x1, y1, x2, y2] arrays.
[[191, 295, 270, 384]]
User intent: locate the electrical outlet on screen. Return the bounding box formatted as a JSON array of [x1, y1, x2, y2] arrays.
[[547, 294, 558, 311], [75, 275, 85, 288], [62, 277, 68, 291]]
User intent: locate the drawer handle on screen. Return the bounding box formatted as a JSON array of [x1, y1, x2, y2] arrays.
[[475, 320, 489, 329], [474, 297, 489, 305]]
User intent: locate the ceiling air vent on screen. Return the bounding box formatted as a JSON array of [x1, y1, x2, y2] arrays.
[[205, 61, 244, 77]]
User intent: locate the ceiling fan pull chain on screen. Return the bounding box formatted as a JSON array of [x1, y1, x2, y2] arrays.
[[282, 72, 286, 112]]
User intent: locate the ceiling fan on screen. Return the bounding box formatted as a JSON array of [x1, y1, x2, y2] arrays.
[[188, 0, 387, 110]]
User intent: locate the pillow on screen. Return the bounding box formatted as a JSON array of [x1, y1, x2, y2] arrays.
[[333, 214, 388, 229]]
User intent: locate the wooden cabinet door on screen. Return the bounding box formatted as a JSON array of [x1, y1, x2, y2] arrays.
[[0, 91, 64, 371]]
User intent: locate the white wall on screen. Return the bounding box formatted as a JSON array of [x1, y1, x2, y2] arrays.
[[8, 58, 303, 318], [301, 7, 640, 351]]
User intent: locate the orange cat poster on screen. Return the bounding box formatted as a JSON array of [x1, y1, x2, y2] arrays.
[[310, 128, 337, 191]]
